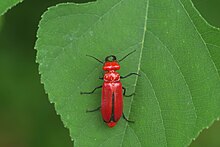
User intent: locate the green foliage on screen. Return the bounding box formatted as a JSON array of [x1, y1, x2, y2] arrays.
[[192, 0, 220, 28], [0, 17, 3, 31], [0, 0, 73, 146], [34, 0, 220, 146], [0, 0, 23, 16]]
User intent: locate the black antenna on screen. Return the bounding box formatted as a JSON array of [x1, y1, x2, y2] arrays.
[[86, 55, 103, 64], [118, 50, 136, 62]]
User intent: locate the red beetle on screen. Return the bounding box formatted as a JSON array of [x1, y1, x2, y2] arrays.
[[81, 50, 139, 127]]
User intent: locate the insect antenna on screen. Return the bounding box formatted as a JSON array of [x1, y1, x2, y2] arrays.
[[86, 55, 103, 64], [118, 50, 136, 62]]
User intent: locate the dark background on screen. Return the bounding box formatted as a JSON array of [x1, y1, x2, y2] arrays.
[[0, 0, 219, 147]]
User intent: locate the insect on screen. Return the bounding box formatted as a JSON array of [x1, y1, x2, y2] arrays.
[[80, 50, 139, 127]]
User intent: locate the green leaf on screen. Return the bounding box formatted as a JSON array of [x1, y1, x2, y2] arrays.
[[36, 0, 220, 146], [0, 0, 23, 16]]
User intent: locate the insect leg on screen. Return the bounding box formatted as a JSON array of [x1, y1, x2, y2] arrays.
[[123, 113, 134, 123], [120, 73, 140, 79], [80, 85, 102, 94], [122, 87, 135, 97], [86, 106, 101, 112]]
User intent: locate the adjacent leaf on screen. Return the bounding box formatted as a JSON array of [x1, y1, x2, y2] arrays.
[[36, 0, 220, 146], [0, 0, 23, 16]]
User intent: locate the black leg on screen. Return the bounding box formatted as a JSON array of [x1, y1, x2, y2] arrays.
[[86, 106, 101, 112], [80, 85, 102, 94], [122, 87, 135, 97], [120, 73, 140, 79], [123, 113, 134, 123]]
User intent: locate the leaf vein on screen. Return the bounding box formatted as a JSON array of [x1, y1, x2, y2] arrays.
[[177, 0, 220, 81], [120, 0, 149, 146], [140, 69, 168, 147], [147, 29, 197, 123], [206, 43, 220, 49]]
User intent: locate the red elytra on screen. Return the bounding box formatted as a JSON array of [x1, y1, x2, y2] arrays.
[[81, 50, 139, 127], [102, 60, 122, 127]]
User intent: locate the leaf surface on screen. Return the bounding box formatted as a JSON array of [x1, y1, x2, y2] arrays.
[[36, 0, 220, 146], [0, 0, 23, 16]]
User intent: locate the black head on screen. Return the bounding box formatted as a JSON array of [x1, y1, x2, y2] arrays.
[[105, 55, 117, 62]]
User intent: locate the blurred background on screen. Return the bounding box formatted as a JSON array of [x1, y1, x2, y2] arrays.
[[0, 0, 219, 147]]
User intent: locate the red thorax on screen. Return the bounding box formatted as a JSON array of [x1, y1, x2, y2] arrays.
[[103, 61, 120, 71], [103, 61, 120, 82]]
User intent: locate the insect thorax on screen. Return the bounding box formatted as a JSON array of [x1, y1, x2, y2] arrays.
[[104, 71, 120, 82]]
